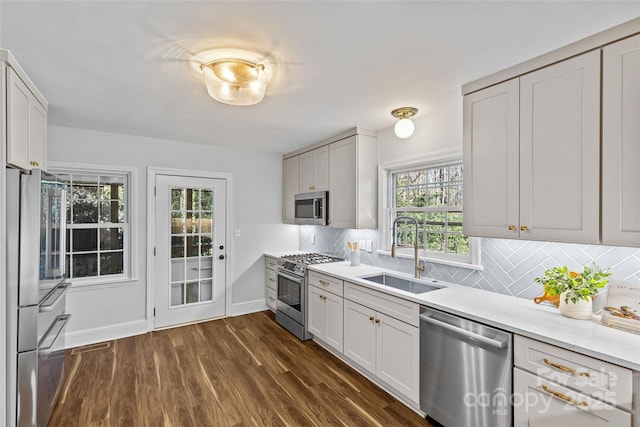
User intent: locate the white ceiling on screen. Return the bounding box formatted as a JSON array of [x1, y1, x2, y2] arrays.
[[1, 1, 638, 154]]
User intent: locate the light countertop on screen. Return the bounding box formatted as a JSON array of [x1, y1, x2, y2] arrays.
[[308, 261, 640, 371]]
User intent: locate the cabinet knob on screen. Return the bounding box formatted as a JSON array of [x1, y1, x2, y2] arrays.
[[520, 226, 528, 232], [508, 225, 516, 231], [369, 316, 374, 321], [375, 319, 380, 324]]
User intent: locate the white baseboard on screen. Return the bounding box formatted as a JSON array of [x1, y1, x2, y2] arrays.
[[231, 299, 268, 316], [65, 319, 148, 349]]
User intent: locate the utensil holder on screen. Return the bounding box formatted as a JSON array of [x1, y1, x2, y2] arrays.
[[350, 251, 360, 266]]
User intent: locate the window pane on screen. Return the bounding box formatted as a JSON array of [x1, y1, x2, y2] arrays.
[[100, 200, 124, 223], [100, 252, 123, 275], [171, 236, 184, 258], [73, 253, 98, 277], [171, 189, 184, 210], [186, 282, 199, 303], [427, 233, 445, 252], [200, 236, 212, 257], [186, 189, 199, 211], [186, 236, 199, 257], [201, 212, 212, 233], [200, 280, 213, 301], [72, 229, 98, 252], [171, 212, 185, 234], [171, 283, 184, 306], [201, 190, 213, 211], [100, 228, 124, 250], [186, 213, 200, 234], [448, 234, 469, 255], [72, 198, 98, 223]]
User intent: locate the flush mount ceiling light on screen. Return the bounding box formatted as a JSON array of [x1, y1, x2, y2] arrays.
[[391, 107, 418, 139], [199, 58, 267, 106]]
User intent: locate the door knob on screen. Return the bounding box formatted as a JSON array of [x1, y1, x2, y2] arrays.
[[219, 245, 224, 250], [218, 255, 225, 260]]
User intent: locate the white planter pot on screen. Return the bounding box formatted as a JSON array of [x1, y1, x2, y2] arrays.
[[558, 291, 593, 320]]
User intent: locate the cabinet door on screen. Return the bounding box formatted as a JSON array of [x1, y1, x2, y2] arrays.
[[329, 135, 357, 228], [29, 99, 46, 170], [7, 67, 31, 170], [463, 79, 520, 238], [324, 291, 343, 352], [376, 312, 419, 403], [343, 299, 376, 374], [307, 285, 325, 339], [519, 50, 600, 244], [602, 34, 640, 246], [282, 156, 299, 223], [299, 146, 329, 192], [514, 368, 631, 427]]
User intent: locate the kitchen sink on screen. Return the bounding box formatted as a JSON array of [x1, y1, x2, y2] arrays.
[[360, 274, 442, 294]]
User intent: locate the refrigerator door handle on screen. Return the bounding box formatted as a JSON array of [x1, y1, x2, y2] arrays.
[[39, 281, 71, 312], [17, 351, 37, 427]]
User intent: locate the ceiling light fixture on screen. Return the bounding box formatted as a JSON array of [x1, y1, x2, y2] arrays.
[[391, 107, 418, 139], [199, 58, 267, 106]]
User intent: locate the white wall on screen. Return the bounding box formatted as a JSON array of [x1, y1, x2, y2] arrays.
[[377, 89, 463, 163], [47, 125, 298, 346]]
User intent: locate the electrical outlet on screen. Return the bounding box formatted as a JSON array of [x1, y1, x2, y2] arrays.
[[310, 234, 316, 244], [366, 240, 373, 252], [358, 240, 366, 251]]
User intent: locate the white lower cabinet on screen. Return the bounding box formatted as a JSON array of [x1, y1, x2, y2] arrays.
[[343, 298, 420, 404], [265, 256, 278, 312], [308, 284, 343, 352], [514, 368, 631, 427], [514, 335, 634, 427]]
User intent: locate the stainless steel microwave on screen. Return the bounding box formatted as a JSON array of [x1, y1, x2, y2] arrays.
[[294, 191, 327, 225]]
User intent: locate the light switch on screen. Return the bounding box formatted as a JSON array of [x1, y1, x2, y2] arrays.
[[366, 240, 373, 252], [310, 234, 316, 244], [358, 240, 366, 251]]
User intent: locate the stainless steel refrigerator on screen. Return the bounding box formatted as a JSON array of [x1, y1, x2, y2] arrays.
[[6, 168, 71, 427]]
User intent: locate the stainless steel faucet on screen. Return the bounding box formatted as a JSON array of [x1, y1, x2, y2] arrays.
[[391, 216, 426, 279]]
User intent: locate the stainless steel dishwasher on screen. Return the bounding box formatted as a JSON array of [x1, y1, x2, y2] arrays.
[[420, 306, 513, 427]]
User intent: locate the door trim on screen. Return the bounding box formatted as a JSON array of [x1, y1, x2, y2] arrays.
[[146, 167, 233, 331]]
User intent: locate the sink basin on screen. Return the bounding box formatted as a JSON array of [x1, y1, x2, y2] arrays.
[[360, 274, 442, 294]]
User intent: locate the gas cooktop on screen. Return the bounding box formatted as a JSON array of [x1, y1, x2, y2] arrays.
[[277, 253, 344, 276]]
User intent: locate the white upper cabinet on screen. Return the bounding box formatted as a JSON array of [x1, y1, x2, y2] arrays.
[[282, 155, 299, 224], [328, 133, 377, 229], [602, 34, 640, 247], [464, 51, 601, 244], [463, 79, 520, 239], [283, 128, 377, 228], [299, 146, 329, 193], [6, 65, 47, 170], [519, 50, 600, 243]]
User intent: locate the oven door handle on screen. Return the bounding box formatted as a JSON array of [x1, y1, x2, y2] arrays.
[[276, 270, 304, 284], [39, 314, 71, 352]]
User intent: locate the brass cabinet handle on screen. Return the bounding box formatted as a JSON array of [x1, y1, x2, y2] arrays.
[[318, 280, 329, 286], [543, 358, 590, 377], [369, 316, 375, 321], [520, 226, 528, 231], [542, 384, 588, 407], [375, 319, 380, 324], [309, 185, 315, 190], [508, 225, 516, 231]]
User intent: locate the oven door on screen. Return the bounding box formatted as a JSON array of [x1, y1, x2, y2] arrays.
[[276, 270, 305, 324]]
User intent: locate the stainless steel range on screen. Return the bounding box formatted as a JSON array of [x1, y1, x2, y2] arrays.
[[275, 253, 343, 340]]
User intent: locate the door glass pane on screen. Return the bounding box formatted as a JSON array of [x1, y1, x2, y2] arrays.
[[168, 185, 216, 308]]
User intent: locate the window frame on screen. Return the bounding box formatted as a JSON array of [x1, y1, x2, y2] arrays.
[[48, 162, 136, 287], [378, 153, 482, 270]]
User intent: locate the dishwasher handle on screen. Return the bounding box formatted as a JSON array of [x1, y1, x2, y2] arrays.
[[420, 313, 507, 349]]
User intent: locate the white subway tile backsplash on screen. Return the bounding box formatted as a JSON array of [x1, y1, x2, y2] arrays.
[[299, 226, 640, 300]]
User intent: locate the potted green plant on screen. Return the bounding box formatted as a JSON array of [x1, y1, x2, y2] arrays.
[[534, 262, 611, 320]]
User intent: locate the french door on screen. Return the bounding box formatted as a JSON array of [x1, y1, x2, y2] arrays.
[[154, 175, 227, 329]]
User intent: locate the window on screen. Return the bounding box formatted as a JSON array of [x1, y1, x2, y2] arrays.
[[384, 160, 479, 267], [59, 170, 132, 282]]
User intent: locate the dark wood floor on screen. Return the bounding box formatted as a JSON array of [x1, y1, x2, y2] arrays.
[[50, 311, 430, 427]]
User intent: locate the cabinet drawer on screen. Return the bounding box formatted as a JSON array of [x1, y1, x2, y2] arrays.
[[344, 282, 419, 327], [514, 368, 631, 427], [265, 269, 277, 291], [265, 256, 278, 271], [266, 287, 277, 311], [308, 271, 343, 296], [514, 335, 633, 410]]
